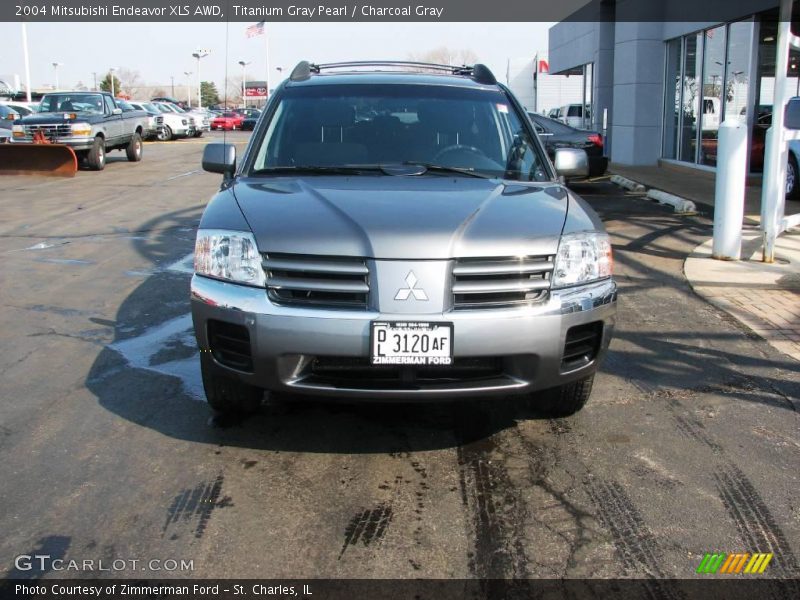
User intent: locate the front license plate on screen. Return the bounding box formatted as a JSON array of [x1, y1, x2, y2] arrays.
[[371, 322, 453, 366]]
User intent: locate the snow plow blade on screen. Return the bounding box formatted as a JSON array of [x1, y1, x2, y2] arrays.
[[0, 144, 79, 177]]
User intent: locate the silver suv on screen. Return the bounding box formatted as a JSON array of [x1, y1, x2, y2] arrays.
[[192, 61, 616, 416]]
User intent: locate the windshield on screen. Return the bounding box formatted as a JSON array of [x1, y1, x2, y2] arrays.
[[250, 84, 550, 181], [39, 94, 106, 114]]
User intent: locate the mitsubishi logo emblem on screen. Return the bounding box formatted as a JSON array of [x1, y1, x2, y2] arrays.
[[395, 271, 428, 301]]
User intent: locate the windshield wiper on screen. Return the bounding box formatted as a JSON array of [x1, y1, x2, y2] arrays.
[[251, 165, 384, 176], [402, 162, 493, 179]]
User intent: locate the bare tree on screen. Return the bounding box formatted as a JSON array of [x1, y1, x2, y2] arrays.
[[117, 68, 144, 98], [225, 75, 244, 106], [408, 47, 479, 68]]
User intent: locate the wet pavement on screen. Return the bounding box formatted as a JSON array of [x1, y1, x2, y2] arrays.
[[0, 135, 799, 584]]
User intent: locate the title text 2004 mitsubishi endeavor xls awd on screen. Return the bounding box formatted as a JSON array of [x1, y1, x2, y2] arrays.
[[191, 61, 616, 417]]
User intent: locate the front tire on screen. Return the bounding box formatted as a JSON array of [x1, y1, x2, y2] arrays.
[[194, 131, 203, 138], [87, 136, 106, 171], [126, 133, 143, 162], [535, 374, 594, 417], [200, 353, 262, 414]]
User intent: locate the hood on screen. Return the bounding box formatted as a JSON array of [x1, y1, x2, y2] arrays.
[[231, 175, 569, 259], [20, 112, 87, 124]]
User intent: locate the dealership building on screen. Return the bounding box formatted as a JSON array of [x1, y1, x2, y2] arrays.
[[548, 0, 798, 173]]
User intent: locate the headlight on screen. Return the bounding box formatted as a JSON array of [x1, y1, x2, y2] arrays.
[[194, 229, 265, 287], [12, 124, 24, 137], [552, 231, 612, 288], [70, 123, 92, 136], [182, 119, 188, 125]]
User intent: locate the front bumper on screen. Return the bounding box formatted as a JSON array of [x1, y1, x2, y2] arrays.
[[191, 275, 617, 400]]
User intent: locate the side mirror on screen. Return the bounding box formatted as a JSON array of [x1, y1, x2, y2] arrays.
[[554, 147, 589, 179], [785, 97, 800, 130], [111, 108, 122, 115], [202, 142, 236, 176]]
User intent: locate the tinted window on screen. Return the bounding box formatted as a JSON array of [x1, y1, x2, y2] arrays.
[[567, 105, 582, 117], [39, 94, 105, 114], [250, 83, 549, 181]]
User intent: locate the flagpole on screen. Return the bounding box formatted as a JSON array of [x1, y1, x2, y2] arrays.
[[264, 22, 270, 103]]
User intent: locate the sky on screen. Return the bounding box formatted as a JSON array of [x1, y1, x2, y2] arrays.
[[1, 21, 552, 95]]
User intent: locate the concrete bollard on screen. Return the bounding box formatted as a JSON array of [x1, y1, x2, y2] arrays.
[[712, 119, 748, 260]]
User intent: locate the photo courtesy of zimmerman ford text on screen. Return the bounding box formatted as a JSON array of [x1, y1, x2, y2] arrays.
[[0, 1, 799, 599]]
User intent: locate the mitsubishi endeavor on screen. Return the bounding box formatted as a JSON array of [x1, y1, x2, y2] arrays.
[[191, 61, 617, 416]]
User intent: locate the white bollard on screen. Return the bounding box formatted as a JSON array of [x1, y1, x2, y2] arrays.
[[712, 119, 748, 260]]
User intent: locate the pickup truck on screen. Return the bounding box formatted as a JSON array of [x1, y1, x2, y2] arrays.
[[11, 91, 148, 170]]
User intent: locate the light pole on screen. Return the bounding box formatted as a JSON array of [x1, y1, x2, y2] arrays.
[[170, 75, 175, 98], [52, 62, 62, 90], [192, 49, 210, 109], [92, 72, 97, 91], [109, 67, 117, 97], [238, 60, 251, 108], [21, 23, 32, 102], [184, 71, 192, 108]]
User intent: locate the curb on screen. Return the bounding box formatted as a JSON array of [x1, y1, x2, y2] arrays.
[[609, 174, 646, 193], [646, 189, 697, 215], [610, 173, 697, 215]]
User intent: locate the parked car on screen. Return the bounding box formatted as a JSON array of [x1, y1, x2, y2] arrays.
[[151, 96, 188, 110], [128, 101, 163, 140], [211, 111, 244, 130], [0, 102, 33, 117], [240, 109, 261, 131], [0, 105, 15, 141], [700, 108, 800, 199], [11, 91, 147, 170], [192, 60, 616, 417], [558, 104, 591, 129], [547, 107, 561, 120], [529, 113, 607, 177], [150, 102, 195, 140]]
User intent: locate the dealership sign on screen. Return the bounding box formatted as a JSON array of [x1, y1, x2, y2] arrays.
[[245, 81, 268, 99]]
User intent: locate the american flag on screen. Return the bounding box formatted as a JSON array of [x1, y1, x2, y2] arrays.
[[246, 21, 265, 38]]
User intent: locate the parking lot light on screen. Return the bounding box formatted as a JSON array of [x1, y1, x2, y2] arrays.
[[184, 71, 193, 108], [109, 66, 117, 97], [52, 62, 62, 91], [192, 50, 210, 109], [238, 60, 251, 108]]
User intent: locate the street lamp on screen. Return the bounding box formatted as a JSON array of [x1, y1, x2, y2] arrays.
[[192, 49, 210, 109], [92, 72, 97, 91], [52, 62, 62, 90], [109, 67, 117, 97], [238, 60, 251, 107], [184, 71, 193, 108]]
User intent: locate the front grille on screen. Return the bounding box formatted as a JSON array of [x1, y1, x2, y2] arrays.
[[562, 322, 602, 371], [155, 116, 164, 125], [263, 254, 369, 309], [208, 320, 253, 372], [21, 124, 72, 141], [309, 356, 503, 388], [452, 256, 553, 309]]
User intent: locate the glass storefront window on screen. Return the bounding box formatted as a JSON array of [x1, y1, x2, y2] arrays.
[[699, 25, 727, 166], [680, 33, 702, 163], [725, 21, 754, 125], [663, 38, 682, 159]]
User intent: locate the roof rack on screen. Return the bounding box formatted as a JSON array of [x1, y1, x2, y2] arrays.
[[289, 60, 497, 85]]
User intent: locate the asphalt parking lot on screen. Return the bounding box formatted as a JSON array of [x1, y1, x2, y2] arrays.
[[0, 132, 799, 583]]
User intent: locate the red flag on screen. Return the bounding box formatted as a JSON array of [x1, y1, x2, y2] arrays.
[[246, 22, 265, 38]]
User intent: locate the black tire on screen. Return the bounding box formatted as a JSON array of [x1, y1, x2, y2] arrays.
[[787, 155, 800, 200], [156, 126, 170, 142], [194, 131, 203, 138], [126, 133, 143, 162], [535, 374, 594, 417], [200, 353, 262, 414], [86, 136, 106, 171], [161, 124, 174, 141]]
